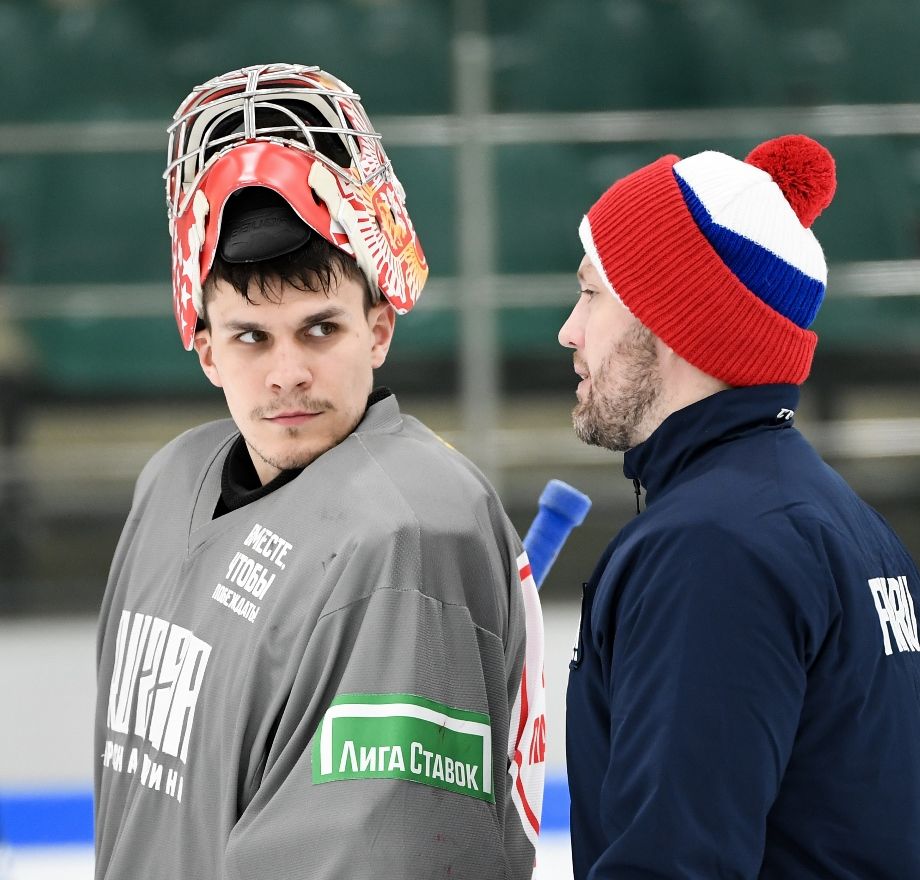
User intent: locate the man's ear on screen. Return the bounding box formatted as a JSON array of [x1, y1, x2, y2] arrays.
[[193, 329, 223, 388], [369, 303, 396, 369]]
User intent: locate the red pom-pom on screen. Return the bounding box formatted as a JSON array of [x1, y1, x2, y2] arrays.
[[745, 134, 836, 228]]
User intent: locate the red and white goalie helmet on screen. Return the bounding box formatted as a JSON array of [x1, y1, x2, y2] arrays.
[[164, 63, 429, 350]]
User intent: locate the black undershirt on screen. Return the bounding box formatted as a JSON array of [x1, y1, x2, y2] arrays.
[[213, 387, 393, 518]]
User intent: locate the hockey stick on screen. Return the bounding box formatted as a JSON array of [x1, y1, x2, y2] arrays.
[[522, 480, 592, 588]]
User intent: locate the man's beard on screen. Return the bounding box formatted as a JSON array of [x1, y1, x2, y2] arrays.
[[572, 323, 662, 452], [246, 431, 333, 473], [246, 395, 359, 473]]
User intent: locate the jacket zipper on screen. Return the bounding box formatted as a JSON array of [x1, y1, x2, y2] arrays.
[[570, 581, 587, 670]]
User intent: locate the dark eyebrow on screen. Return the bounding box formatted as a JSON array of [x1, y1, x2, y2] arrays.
[[221, 320, 263, 333], [298, 307, 347, 327], [220, 307, 348, 333]]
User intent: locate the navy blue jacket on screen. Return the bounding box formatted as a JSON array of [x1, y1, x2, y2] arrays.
[[567, 384, 920, 879]]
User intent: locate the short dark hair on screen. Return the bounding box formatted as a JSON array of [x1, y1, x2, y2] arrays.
[[200, 233, 376, 325]]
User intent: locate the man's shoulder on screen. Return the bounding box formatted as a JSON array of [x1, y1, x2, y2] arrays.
[[170, 418, 238, 451], [335, 411, 513, 550], [364, 413, 501, 506], [136, 418, 237, 489], [152, 417, 236, 464], [610, 456, 853, 615]]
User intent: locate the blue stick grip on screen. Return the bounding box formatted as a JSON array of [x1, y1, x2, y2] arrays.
[[522, 479, 592, 588]]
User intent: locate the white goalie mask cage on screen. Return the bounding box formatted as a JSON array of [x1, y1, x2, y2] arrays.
[[163, 63, 428, 349]]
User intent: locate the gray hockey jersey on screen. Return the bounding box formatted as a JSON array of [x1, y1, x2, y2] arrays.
[[95, 396, 545, 879]]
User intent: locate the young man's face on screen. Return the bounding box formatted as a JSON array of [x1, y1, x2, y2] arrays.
[[194, 274, 395, 484], [558, 256, 663, 452]]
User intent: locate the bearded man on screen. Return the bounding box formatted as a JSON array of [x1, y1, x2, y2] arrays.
[[558, 135, 920, 880]]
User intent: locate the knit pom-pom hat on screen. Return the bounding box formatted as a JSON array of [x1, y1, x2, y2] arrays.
[[579, 134, 836, 386]]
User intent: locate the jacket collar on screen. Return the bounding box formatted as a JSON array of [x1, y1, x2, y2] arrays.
[[623, 384, 801, 504]]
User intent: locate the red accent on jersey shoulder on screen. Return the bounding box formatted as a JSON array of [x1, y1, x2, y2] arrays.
[[516, 661, 529, 748], [513, 748, 541, 835]]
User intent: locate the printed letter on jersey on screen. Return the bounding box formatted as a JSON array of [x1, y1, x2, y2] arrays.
[[102, 610, 212, 804], [868, 575, 919, 655], [312, 693, 494, 803]]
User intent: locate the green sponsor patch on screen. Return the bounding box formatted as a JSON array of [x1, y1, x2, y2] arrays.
[[312, 693, 493, 803]]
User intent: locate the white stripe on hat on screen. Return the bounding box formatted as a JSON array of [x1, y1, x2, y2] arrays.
[[674, 151, 827, 283], [578, 215, 627, 306]]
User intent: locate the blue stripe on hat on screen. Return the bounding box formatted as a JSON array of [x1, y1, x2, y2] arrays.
[[673, 171, 825, 328]]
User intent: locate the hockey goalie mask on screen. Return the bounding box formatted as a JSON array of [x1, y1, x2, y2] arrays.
[[164, 63, 428, 350]]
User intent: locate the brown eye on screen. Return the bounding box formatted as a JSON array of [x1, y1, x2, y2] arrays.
[[307, 322, 337, 338], [237, 330, 268, 344]]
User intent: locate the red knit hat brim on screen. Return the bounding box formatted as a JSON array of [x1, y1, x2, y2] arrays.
[[582, 156, 817, 386]]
